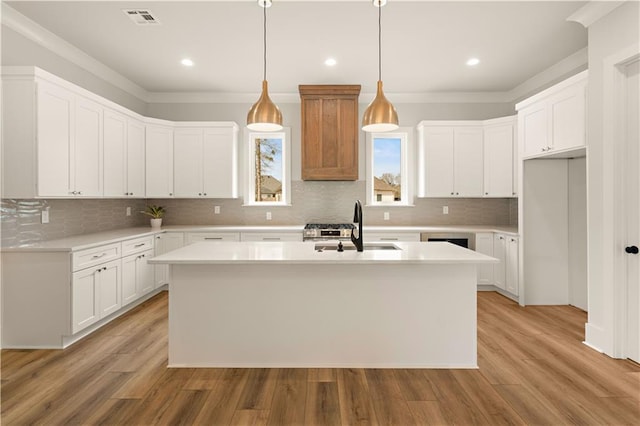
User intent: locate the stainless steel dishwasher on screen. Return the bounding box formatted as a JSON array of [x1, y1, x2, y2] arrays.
[[420, 232, 476, 250]]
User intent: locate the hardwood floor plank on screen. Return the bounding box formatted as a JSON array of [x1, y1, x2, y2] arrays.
[[2, 291, 639, 425], [336, 368, 379, 426], [266, 368, 307, 426], [236, 368, 279, 410], [192, 368, 249, 425], [304, 381, 342, 426], [364, 369, 416, 425]]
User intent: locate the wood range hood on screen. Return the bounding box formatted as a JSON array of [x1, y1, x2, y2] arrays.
[[299, 85, 361, 181]]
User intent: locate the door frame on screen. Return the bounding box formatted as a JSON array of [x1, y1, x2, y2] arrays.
[[608, 45, 640, 358]]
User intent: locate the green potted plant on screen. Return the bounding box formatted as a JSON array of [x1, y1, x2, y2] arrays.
[[141, 205, 165, 229]]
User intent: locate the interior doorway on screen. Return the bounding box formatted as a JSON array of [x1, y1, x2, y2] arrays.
[[624, 58, 640, 363]]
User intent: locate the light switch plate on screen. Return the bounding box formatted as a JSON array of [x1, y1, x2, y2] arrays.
[[41, 209, 49, 224], [126, 207, 131, 216], [266, 211, 272, 220], [214, 206, 221, 214], [443, 206, 449, 215], [383, 212, 390, 221]]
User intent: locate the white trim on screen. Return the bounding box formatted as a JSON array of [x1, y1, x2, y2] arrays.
[[365, 128, 413, 207], [244, 128, 292, 207], [567, 1, 626, 28]]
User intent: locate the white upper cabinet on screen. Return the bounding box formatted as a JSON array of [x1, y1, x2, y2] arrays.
[[483, 116, 516, 197], [145, 124, 174, 198], [173, 125, 239, 198], [73, 97, 103, 197], [417, 122, 483, 197], [517, 70, 587, 159], [104, 109, 145, 197]]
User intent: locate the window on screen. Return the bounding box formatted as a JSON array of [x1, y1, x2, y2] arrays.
[[245, 129, 291, 206], [366, 128, 412, 206]]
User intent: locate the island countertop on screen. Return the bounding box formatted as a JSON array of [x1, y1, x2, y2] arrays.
[[149, 241, 498, 265]]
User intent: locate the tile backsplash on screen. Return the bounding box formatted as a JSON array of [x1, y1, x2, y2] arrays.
[[2, 182, 517, 246]]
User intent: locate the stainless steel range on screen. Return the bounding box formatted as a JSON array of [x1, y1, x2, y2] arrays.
[[303, 223, 355, 241]]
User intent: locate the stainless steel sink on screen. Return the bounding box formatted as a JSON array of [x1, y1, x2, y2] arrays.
[[314, 243, 400, 252]]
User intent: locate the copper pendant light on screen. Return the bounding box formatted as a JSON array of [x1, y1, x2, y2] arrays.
[[362, 0, 398, 132], [247, 0, 283, 131]]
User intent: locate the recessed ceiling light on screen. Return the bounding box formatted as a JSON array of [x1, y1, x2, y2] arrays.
[[466, 57, 480, 66], [181, 58, 194, 67], [325, 58, 337, 67]]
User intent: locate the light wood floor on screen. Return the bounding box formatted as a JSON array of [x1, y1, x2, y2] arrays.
[[2, 291, 639, 425]]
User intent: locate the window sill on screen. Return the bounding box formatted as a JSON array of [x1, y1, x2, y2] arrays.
[[242, 203, 292, 207], [365, 203, 415, 207]]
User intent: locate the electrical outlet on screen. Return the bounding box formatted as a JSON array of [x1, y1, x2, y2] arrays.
[[266, 211, 272, 221], [41, 208, 50, 224], [443, 206, 449, 215], [383, 211, 390, 221], [126, 207, 131, 216], [214, 205, 221, 214]]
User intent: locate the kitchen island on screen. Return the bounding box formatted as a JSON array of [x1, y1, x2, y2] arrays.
[[150, 241, 497, 368]]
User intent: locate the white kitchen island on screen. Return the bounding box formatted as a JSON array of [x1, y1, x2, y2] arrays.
[[150, 241, 497, 368]]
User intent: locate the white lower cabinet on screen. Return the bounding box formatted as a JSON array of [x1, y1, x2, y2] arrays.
[[154, 233, 185, 287], [122, 249, 154, 306], [72, 259, 121, 334], [506, 236, 520, 296], [475, 233, 494, 286], [185, 232, 240, 244], [364, 232, 421, 242], [493, 234, 507, 291], [240, 232, 302, 242]]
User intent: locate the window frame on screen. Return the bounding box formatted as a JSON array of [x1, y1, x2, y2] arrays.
[[244, 128, 291, 206], [365, 127, 414, 207]]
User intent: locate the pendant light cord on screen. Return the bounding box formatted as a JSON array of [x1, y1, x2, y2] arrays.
[[263, 3, 267, 82], [378, 1, 381, 82]]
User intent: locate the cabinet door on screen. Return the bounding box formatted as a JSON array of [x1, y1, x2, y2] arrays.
[[36, 81, 74, 197], [98, 260, 121, 318], [174, 128, 204, 197], [126, 119, 146, 197], [483, 123, 514, 197], [493, 234, 507, 290], [519, 103, 548, 157], [203, 128, 238, 198], [145, 125, 174, 197], [364, 232, 420, 242], [454, 127, 483, 197], [549, 84, 586, 152], [73, 97, 103, 197], [103, 109, 127, 197], [121, 254, 139, 305], [421, 127, 454, 197], [136, 250, 154, 296], [154, 233, 185, 287], [72, 267, 100, 333], [506, 236, 519, 296], [240, 232, 302, 242], [185, 232, 240, 244], [475, 233, 494, 285]]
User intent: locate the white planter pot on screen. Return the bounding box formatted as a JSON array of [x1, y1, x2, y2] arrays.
[[150, 218, 162, 229]]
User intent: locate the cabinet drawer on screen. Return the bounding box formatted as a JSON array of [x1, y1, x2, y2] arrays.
[[122, 236, 154, 256], [185, 232, 240, 244], [240, 232, 302, 242], [364, 233, 421, 242], [72, 243, 121, 272]]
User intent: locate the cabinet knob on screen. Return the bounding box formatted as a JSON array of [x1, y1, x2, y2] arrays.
[[456, 192, 459, 195], [451, 192, 454, 195], [198, 193, 202, 196], [626, 245, 639, 254], [203, 193, 207, 196], [485, 192, 489, 195], [130, 192, 134, 196], [169, 193, 173, 196]]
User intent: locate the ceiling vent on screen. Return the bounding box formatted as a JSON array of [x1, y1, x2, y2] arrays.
[[123, 9, 161, 25]]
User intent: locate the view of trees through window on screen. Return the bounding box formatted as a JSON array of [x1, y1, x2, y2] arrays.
[[373, 137, 402, 202], [254, 138, 283, 202]]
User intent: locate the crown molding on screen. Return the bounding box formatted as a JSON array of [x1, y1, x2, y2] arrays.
[[567, 1, 626, 28], [2, 3, 588, 107], [1, 3, 150, 102]]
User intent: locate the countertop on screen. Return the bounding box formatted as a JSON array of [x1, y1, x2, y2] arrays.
[[149, 241, 499, 265], [1, 224, 518, 252]]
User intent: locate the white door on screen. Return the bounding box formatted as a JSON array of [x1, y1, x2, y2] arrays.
[[126, 119, 146, 197], [74, 97, 103, 196], [173, 128, 203, 197], [519, 103, 548, 157], [36, 81, 74, 197], [203, 128, 237, 198], [71, 267, 100, 333], [483, 123, 514, 197], [422, 127, 454, 197], [506, 237, 520, 296], [103, 109, 127, 197], [98, 260, 121, 317], [145, 125, 174, 197], [475, 233, 494, 285], [454, 127, 484, 197], [493, 234, 506, 290], [154, 233, 184, 288], [625, 58, 640, 363], [137, 250, 155, 295], [121, 254, 139, 305]]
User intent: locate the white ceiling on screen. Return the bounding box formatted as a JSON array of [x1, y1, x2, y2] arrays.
[[3, 0, 588, 99]]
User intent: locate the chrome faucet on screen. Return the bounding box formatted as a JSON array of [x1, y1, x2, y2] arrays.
[[351, 200, 364, 252]]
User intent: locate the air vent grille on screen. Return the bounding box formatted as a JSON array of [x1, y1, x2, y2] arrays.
[[123, 9, 161, 25]]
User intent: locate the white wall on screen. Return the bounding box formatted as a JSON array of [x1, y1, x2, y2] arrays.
[[586, 1, 640, 355], [568, 157, 587, 310]]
